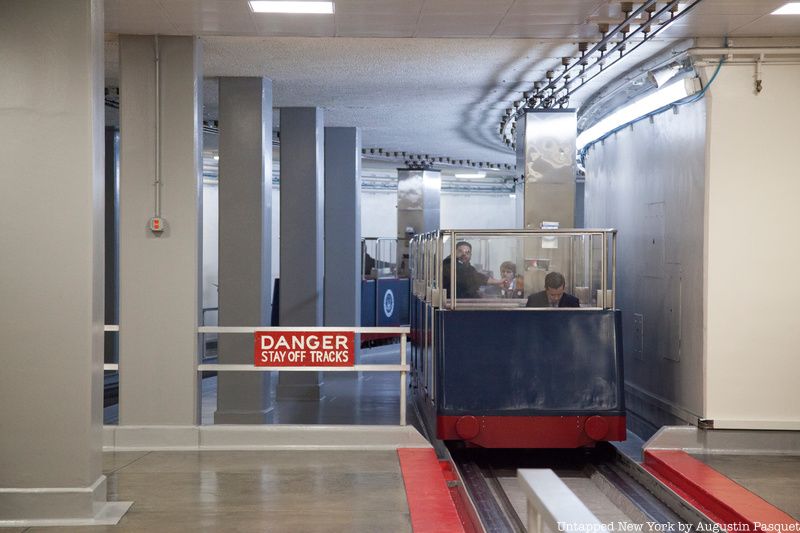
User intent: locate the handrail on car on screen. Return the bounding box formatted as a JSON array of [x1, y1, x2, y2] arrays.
[[101, 325, 411, 426], [517, 469, 604, 533]]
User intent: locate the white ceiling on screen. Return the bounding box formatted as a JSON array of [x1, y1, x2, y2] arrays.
[[105, 0, 799, 165]]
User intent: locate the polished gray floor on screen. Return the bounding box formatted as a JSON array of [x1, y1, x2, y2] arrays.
[[80, 345, 412, 531], [24, 450, 411, 532], [691, 453, 800, 520]]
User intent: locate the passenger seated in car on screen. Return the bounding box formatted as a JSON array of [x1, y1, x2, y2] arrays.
[[442, 240, 502, 298], [499, 261, 524, 298], [526, 271, 580, 308]]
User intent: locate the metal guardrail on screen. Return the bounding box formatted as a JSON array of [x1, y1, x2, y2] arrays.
[[101, 325, 411, 426], [518, 469, 604, 533]]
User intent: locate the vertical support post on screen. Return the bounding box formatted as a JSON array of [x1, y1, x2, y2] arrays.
[[324, 127, 361, 329], [278, 107, 324, 400], [397, 169, 441, 277], [0, 0, 124, 523], [214, 76, 273, 424], [517, 110, 577, 230], [118, 35, 203, 425]]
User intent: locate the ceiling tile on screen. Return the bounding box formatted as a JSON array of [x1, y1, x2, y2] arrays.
[[658, 14, 784, 38], [493, 22, 602, 39], [419, 0, 513, 16], [160, 0, 254, 17], [505, 0, 605, 19], [335, 12, 419, 37], [253, 14, 336, 36], [691, 0, 789, 16], [106, 0, 179, 33], [172, 14, 258, 34], [335, 27, 417, 37], [415, 13, 507, 37], [333, 0, 424, 15], [729, 15, 800, 36]]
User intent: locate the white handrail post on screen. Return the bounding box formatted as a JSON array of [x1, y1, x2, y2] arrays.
[[400, 332, 407, 426]]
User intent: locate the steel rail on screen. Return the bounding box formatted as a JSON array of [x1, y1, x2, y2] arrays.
[[530, 0, 662, 106], [456, 458, 515, 533], [554, 0, 705, 103], [501, 0, 707, 145]]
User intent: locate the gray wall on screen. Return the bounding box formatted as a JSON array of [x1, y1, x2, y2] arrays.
[[583, 100, 707, 438]]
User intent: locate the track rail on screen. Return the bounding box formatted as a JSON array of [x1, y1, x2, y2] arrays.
[[451, 451, 525, 533], [447, 444, 716, 533]]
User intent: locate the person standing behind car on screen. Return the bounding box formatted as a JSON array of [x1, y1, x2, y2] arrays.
[[442, 241, 502, 299]]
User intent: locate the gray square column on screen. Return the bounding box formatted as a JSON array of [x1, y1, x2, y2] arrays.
[[214, 77, 273, 423], [118, 36, 203, 425], [324, 127, 362, 328], [277, 107, 324, 400], [0, 0, 122, 523]]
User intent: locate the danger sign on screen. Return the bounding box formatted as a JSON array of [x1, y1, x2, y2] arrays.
[[254, 331, 355, 367]]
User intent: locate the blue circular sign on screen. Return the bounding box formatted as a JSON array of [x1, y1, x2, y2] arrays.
[[383, 289, 395, 318]]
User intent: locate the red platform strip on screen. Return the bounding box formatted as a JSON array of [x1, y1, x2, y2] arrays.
[[644, 450, 800, 532], [439, 460, 482, 533], [397, 448, 466, 533]]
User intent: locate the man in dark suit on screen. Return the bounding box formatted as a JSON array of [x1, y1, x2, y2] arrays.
[[526, 271, 580, 308], [442, 241, 502, 299]]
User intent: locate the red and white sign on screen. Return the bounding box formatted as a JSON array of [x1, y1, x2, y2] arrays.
[[254, 331, 355, 367]]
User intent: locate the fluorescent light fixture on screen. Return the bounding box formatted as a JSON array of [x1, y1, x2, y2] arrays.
[[213, 155, 219, 161], [249, 1, 333, 13], [509, 193, 517, 199], [577, 78, 694, 150], [454, 172, 486, 179], [772, 2, 800, 14], [647, 62, 681, 88]]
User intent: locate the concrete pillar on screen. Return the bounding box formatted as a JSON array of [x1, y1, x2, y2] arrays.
[[118, 35, 203, 425], [214, 77, 273, 424], [397, 169, 441, 276], [0, 0, 127, 524], [324, 127, 362, 327], [516, 110, 577, 229], [278, 107, 324, 400]]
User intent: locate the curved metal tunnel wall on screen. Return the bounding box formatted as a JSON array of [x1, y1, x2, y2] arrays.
[[583, 98, 708, 438]]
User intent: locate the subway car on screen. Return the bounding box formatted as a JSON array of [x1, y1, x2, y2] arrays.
[[409, 229, 625, 448]]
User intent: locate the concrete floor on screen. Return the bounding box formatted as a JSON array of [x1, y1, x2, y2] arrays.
[[691, 453, 800, 521], [22, 450, 411, 533], [56, 344, 413, 532]]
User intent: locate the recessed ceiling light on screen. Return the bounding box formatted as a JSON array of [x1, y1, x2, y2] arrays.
[[454, 172, 486, 179], [772, 2, 800, 14], [249, 1, 334, 14]]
